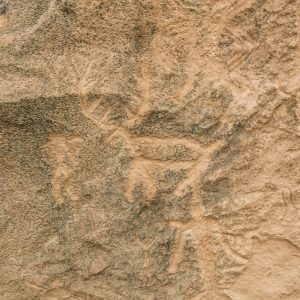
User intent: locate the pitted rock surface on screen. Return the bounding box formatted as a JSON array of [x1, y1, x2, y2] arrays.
[[0, 1, 300, 299]]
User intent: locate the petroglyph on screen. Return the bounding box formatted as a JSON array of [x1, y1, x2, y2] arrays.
[[1, 0, 300, 299], [42, 135, 82, 205]]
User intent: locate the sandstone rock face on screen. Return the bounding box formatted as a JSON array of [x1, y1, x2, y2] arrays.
[[0, 1, 300, 299]]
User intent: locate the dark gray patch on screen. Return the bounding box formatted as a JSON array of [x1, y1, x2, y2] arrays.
[[131, 21, 157, 54], [62, 1, 75, 16], [0, 1, 6, 15]]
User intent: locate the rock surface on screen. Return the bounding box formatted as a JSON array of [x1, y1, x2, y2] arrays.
[[0, 0, 300, 299]]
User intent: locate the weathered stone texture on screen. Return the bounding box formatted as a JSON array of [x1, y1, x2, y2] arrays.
[[0, 1, 300, 299]]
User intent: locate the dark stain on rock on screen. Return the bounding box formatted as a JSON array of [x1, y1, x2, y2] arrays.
[[0, 1, 6, 15]]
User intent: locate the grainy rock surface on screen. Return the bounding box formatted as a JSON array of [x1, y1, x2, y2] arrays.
[[0, 1, 300, 299]]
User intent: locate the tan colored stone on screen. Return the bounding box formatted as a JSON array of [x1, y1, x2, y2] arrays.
[[0, 0, 299, 299]]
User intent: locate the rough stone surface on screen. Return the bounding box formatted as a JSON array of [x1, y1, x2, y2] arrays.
[[0, 1, 300, 299]]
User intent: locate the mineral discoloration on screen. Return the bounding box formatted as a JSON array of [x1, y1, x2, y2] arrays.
[[0, 0, 299, 299]]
